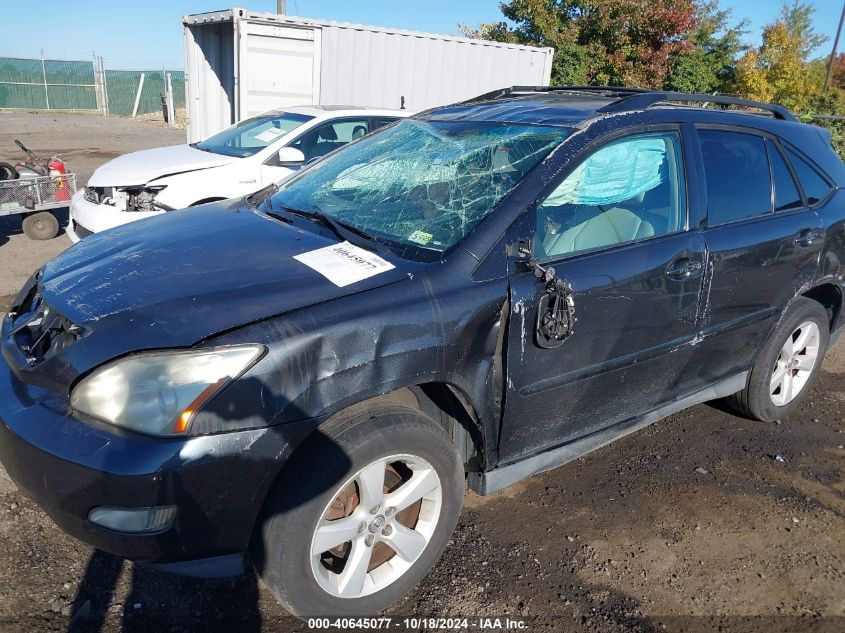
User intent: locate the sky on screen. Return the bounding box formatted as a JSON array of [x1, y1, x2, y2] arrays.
[[1, 0, 843, 70]]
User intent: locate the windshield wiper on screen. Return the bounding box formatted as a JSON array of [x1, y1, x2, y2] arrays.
[[271, 206, 387, 253], [246, 182, 281, 209]]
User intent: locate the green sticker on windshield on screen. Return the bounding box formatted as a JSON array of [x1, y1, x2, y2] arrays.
[[408, 230, 433, 245]]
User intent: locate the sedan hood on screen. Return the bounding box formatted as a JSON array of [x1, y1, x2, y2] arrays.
[[88, 144, 235, 187], [37, 201, 419, 364]]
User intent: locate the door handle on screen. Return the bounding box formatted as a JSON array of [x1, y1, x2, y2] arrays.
[[665, 258, 703, 280], [794, 228, 819, 247]]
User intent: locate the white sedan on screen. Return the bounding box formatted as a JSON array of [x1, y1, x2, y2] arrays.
[[68, 105, 408, 242]]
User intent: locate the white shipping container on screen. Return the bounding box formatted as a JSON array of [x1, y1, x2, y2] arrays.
[[183, 7, 554, 143]]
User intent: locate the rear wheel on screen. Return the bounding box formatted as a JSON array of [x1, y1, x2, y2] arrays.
[[22, 211, 59, 240], [727, 297, 829, 421], [254, 404, 463, 617]]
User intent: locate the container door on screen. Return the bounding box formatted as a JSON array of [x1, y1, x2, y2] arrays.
[[238, 22, 321, 120]]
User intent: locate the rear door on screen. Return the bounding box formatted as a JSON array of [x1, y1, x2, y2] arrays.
[[692, 127, 824, 387], [499, 128, 707, 461]]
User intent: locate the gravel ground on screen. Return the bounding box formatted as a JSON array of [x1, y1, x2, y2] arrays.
[[0, 112, 843, 633]]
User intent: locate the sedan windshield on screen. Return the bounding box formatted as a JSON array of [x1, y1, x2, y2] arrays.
[[195, 111, 313, 157], [269, 120, 569, 256]]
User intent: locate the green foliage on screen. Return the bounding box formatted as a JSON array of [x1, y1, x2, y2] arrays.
[[804, 90, 845, 161], [734, 2, 825, 112], [462, 0, 699, 88], [664, 0, 748, 93]]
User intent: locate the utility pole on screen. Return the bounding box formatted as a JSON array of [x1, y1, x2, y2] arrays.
[[276, 0, 285, 14], [823, 0, 845, 93]]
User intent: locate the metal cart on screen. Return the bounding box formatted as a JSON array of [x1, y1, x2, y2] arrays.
[[0, 174, 77, 240]]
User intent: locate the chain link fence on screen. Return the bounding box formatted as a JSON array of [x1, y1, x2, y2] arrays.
[[0, 55, 184, 118]]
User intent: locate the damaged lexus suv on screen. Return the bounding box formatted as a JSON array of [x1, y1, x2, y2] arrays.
[[2, 87, 845, 617]]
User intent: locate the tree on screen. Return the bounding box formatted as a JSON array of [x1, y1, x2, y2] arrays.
[[663, 0, 748, 93], [734, 2, 823, 112], [779, 0, 827, 56], [460, 0, 698, 88]]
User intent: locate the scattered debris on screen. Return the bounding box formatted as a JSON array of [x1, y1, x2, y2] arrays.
[[694, 467, 709, 475], [768, 453, 786, 462]]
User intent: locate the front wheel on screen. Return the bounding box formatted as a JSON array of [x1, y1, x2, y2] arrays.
[[254, 404, 464, 617], [727, 297, 829, 421]]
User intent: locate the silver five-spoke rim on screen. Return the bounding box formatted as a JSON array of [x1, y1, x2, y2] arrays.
[[309, 454, 442, 599], [770, 320, 820, 407]]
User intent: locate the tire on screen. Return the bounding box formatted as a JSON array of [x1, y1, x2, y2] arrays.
[[254, 404, 464, 618], [0, 162, 18, 181], [21, 211, 60, 240], [726, 297, 829, 421]]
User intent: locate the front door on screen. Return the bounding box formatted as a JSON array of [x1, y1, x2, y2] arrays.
[[500, 130, 706, 462]]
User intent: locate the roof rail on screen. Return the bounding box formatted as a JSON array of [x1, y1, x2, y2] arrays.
[[596, 91, 796, 121], [459, 85, 796, 121]]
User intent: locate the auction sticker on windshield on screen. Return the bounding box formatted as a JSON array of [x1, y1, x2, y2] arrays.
[[294, 241, 395, 287]]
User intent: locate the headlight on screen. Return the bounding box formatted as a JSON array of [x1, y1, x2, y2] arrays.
[[70, 346, 264, 436]]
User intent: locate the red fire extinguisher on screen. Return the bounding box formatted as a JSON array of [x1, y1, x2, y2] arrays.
[[48, 156, 70, 202]]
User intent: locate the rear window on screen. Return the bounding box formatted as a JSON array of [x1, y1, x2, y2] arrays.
[[699, 130, 772, 225], [785, 148, 834, 205]]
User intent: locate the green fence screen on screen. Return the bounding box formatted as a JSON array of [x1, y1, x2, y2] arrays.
[[0, 56, 184, 116]]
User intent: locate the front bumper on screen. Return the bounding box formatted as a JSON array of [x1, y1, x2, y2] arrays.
[[0, 357, 312, 575], [67, 190, 163, 242]]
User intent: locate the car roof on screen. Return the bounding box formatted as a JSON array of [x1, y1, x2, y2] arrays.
[[421, 86, 797, 128], [281, 105, 410, 118]]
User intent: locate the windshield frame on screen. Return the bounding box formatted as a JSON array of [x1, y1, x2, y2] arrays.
[[195, 111, 314, 158], [263, 119, 571, 262]]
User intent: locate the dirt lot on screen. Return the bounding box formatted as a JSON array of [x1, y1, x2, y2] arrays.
[[0, 112, 843, 633]]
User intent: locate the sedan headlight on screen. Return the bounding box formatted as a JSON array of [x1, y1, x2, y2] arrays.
[[70, 346, 264, 436]]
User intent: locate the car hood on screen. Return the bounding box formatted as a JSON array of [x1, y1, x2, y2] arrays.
[[37, 201, 419, 364], [87, 144, 235, 187]]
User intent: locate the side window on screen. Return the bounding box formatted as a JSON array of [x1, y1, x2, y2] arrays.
[[372, 117, 398, 131], [767, 140, 802, 212], [699, 130, 771, 225], [785, 147, 834, 205], [290, 119, 370, 162], [535, 132, 685, 259]]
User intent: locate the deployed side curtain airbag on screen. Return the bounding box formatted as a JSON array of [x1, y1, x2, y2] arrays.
[[544, 137, 668, 206]]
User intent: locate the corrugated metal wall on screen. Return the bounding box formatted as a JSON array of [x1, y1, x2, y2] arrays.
[[184, 22, 236, 143], [317, 26, 551, 111]]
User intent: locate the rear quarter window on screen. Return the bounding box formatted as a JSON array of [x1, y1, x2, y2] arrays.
[[785, 147, 834, 205]]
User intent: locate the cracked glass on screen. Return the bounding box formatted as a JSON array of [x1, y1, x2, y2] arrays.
[[268, 120, 569, 257]]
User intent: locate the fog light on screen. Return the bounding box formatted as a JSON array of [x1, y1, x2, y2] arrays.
[[88, 505, 177, 533]]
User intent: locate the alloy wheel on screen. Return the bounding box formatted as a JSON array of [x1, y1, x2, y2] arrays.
[[309, 454, 442, 599], [770, 320, 821, 407]]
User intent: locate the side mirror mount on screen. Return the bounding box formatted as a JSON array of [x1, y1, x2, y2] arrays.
[[277, 147, 305, 167]]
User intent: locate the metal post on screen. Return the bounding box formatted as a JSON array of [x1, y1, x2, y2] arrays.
[[100, 57, 109, 117], [92, 52, 103, 114], [165, 72, 176, 127], [40, 49, 50, 110], [824, 0, 845, 93], [131, 72, 146, 117], [276, 0, 285, 14]]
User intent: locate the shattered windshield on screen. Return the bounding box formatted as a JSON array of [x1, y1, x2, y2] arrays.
[[195, 111, 313, 158], [268, 120, 569, 257]]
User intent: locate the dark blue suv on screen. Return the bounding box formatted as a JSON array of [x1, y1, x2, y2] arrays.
[[2, 87, 844, 617]]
